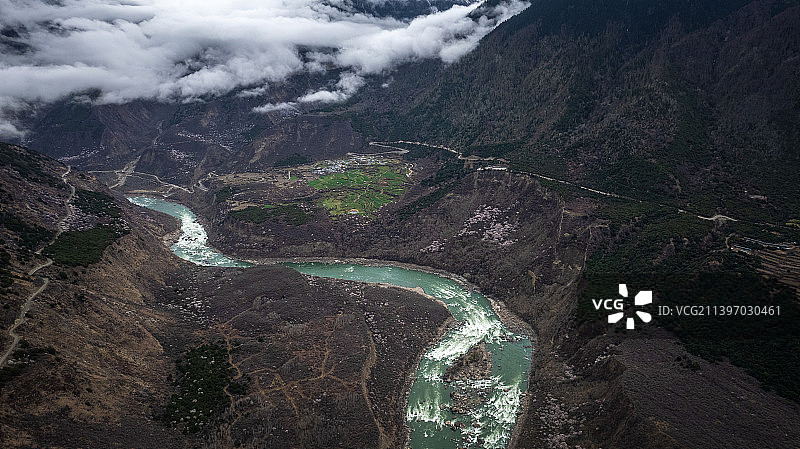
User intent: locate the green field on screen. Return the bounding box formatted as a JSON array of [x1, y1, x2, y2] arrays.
[[308, 166, 406, 217]]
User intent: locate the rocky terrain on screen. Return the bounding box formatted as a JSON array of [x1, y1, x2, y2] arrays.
[[2, 1, 800, 448], [443, 342, 493, 417], [0, 144, 450, 448], [156, 264, 450, 449], [443, 342, 492, 383], [0, 143, 185, 447], [174, 155, 800, 449]]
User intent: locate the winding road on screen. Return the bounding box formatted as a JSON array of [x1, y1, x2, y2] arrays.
[[369, 140, 637, 202], [369, 140, 792, 234], [0, 165, 75, 368], [91, 164, 213, 195]]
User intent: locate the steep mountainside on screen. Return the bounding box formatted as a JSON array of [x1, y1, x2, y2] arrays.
[[18, 0, 799, 221], [0, 142, 185, 446], [4, 0, 800, 447], [0, 144, 448, 448], [22, 81, 365, 186], [353, 0, 800, 222], [339, 2, 800, 429]]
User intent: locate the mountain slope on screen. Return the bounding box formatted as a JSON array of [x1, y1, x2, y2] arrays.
[[354, 0, 800, 222], [0, 142, 186, 446], [336, 2, 800, 446], [3, 1, 800, 447], [0, 143, 450, 448]]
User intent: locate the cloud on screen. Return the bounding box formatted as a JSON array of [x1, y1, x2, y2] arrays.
[[0, 121, 25, 139], [0, 0, 529, 137], [252, 101, 299, 114], [238, 85, 270, 98], [297, 72, 365, 103]]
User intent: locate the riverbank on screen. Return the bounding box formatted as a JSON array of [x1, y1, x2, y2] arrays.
[[130, 197, 535, 449], [401, 314, 458, 448], [256, 256, 536, 449], [252, 256, 534, 333]]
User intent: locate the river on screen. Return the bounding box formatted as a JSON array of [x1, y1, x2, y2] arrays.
[[128, 196, 250, 267], [128, 196, 532, 449]]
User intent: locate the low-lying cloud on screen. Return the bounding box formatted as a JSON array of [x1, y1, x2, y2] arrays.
[[0, 0, 529, 137]]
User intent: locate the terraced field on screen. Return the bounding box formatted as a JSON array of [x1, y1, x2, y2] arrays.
[[308, 166, 407, 217]]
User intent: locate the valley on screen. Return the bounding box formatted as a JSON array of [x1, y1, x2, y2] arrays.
[[4, 115, 800, 449], [126, 193, 534, 449], [103, 142, 800, 448], [1, 0, 800, 448], [0, 143, 453, 448]]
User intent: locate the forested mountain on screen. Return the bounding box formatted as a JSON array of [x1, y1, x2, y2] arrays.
[[353, 0, 800, 222], [346, 0, 800, 416], [3, 1, 800, 447]]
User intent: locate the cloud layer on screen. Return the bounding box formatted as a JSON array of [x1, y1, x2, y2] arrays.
[[0, 0, 528, 137]]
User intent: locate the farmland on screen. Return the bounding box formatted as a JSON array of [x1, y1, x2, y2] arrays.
[[208, 155, 411, 223], [308, 166, 407, 217]]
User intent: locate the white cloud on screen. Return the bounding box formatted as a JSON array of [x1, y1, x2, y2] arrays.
[[252, 101, 299, 113], [238, 85, 270, 98], [0, 121, 25, 139], [298, 72, 365, 103], [0, 0, 529, 137]]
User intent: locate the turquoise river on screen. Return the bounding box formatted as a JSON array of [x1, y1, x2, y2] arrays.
[[128, 196, 532, 449]]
